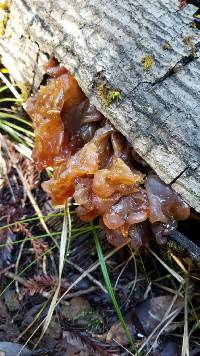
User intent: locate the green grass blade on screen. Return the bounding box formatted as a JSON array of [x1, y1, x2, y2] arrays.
[[0, 119, 34, 136], [0, 112, 32, 127], [0, 213, 63, 230], [0, 121, 24, 144], [92, 223, 138, 354], [0, 85, 10, 93], [0, 97, 22, 103], [0, 121, 33, 147], [0, 226, 97, 249]]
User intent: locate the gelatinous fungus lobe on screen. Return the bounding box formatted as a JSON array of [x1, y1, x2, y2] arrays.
[[145, 175, 190, 224], [26, 59, 102, 170], [27, 59, 190, 249]]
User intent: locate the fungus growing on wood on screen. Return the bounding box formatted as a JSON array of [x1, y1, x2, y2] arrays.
[[26, 59, 190, 249]]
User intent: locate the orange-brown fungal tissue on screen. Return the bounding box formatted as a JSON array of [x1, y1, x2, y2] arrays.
[[26, 59, 190, 249]]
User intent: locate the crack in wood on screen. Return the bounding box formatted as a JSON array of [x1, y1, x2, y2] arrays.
[[170, 167, 188, 185], [152, 41, 200, 86]]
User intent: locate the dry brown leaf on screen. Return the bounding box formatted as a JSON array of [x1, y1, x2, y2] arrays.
[[106, 295, 184, 346]]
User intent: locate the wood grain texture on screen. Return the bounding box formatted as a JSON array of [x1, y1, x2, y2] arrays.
[[0, 0, 199, 211]]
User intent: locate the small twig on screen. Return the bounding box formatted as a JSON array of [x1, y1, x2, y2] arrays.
[[153, 282, 184, 297], [5, 271, 53, 301], [0, 264, 15, 277], [5, 271, 28, 287], [5, 171, 16, 203], [42, 255, 47, 275], [127, 248, 138, 300], [114, 255, 133, 290], [171, 253, 187, 274], [147, 246, 185, 284], [67, 260, 108, 294], [112, 256, 131, 272], [64, 286, 97, 299], [4, 271, 68, 302], [113, 338, 134, 356], [15, 240, 25, 298], [6, 271, 99, 300]]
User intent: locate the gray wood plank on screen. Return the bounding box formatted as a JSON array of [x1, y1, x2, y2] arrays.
[[0, 0, 199, 211]]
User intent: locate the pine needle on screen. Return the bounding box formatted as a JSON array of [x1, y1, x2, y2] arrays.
[[171, 253, 187, 274], [147, 246, 185, 284]]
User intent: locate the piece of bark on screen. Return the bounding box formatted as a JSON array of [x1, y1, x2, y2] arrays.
[[0, 0, 199, 211]]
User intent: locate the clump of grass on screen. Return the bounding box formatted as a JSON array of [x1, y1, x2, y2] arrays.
[[0, 70, 33, 149]]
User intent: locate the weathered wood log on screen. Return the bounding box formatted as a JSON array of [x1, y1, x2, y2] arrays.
[[0, 0, 199, 212]]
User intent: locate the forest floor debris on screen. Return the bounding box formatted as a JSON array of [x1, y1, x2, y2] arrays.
[[0, 67, 200, 356]]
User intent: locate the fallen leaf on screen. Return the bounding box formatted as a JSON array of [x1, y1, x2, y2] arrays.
[[135, 295, 183, 335], [106, 295, 183, 346], [56, 331, 99, 356], [106, 312, 138, 345]]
